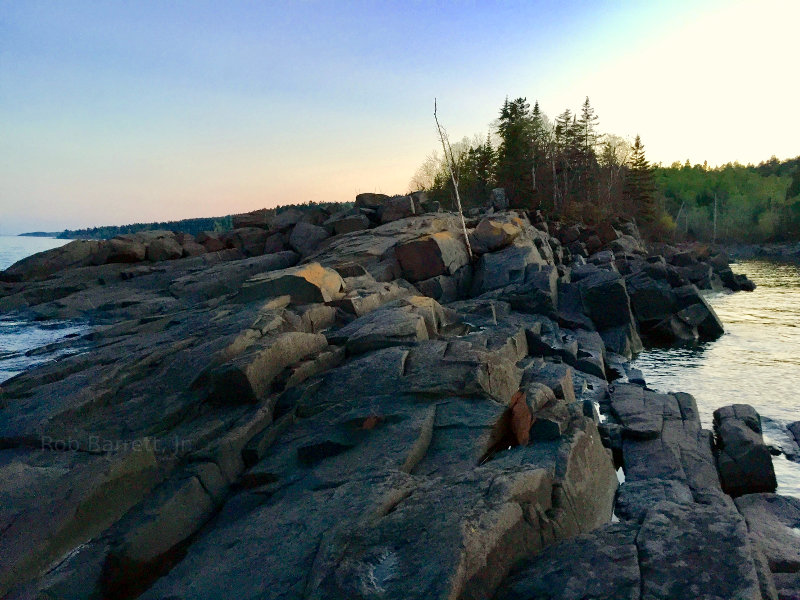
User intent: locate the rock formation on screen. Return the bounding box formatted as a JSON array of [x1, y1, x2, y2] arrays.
[[2, 193, 789, 600]]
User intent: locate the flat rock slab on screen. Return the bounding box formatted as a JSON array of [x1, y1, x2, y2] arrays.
[[495, 523, 640, 600], [736, 493, 800, 574], [637, 501, 762, 600]]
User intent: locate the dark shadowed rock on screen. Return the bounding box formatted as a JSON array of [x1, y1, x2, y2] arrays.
[[637, 501, 762, 600], [221, 227, 269, 258], [495, 523, 640, 600], [269, 208, 305, 231], [714, 404, 777, 497], [232, 208, 271, 230], [106, 237, 147, 263], [288, 222, 330, 257]]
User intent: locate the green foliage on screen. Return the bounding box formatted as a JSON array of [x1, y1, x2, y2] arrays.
[[59, 215, 233, 240], [410, 95, 799, 242], [655, 157, 799, 242], [624, 135, 658, 226]]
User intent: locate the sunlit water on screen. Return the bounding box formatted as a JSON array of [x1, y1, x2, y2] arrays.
[[0, 235, 88, 383], [634, 260, 800, 497]]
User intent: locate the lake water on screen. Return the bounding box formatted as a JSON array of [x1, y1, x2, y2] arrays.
[[0, 235, 87, 383], [633, 259, 800, 497]]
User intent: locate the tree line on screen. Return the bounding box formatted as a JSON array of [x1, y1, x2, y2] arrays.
[[58, 216, 234, 239], [656, 157, 800, 242], [411, 97, 663, 233], [410, 96, 799, 242]]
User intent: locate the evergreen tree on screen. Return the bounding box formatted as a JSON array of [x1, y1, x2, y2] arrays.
[[624, 135, 658, 224], [576, 97, 599, 156], [496, 97, 534, 207]]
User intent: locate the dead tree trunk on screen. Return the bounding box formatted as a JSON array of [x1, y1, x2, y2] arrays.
[[434, 99, 473, 260]]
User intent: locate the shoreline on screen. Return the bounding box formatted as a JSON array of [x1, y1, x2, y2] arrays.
[[1, 198, 798, 599]]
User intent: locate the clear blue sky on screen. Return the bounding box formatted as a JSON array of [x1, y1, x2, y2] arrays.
[[1, 0, 798, 233]]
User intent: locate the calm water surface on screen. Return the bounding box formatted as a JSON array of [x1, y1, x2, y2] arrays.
[[634, 260, 800, 497]]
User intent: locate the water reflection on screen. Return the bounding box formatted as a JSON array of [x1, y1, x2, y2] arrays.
[[633, 259, 800, 497]]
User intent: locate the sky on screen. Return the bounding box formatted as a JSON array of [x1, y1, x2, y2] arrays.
[[1, 0, 798, 234]]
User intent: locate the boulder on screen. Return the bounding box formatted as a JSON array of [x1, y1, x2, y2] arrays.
[[636, 501, 763, 600], [575, 270, 636, 330], [288, 222, 330, 257], [735, 493, 800, 574], [495, 523, 640, 600], [196, 332, 328, 404], [263, 232, 286, 254], [355, 192, 392, 211], [323, 210, 371, 235], [415, 265, 472, 304], [178, 234, 207, 257], [106, 237, 147, 263], [327, 305, 429, 354], [221, 227, 269, 257], [380, 195, 421, 223], [394, 231, 470, 282], [489, 187, 508, 211], [714, 404, 777, 497], [0, 239, 109, 282], [237, 262, 345, 304], [469, 218, 522, 254], [269, 208, 304, 231], [196, 231, 227, 252], [232, 208, 271, 230], [143, 231, 184, 262], [471, 242, 545, 295], [333, 276, 412, 317]]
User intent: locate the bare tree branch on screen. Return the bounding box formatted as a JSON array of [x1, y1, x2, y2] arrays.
[[434, 98, 473, 260]]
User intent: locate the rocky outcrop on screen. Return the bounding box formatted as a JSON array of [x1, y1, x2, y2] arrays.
[[0, 196, 765, 599], [714, 404, 778, 497]]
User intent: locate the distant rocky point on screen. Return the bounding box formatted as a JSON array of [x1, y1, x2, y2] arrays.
[[2, 189, 798, 600]]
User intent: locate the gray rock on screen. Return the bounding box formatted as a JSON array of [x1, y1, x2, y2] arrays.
[[221, 227, 269, 258], [489, 187, 508, 210], [269, 207, 304, 231], [237, 262, 345, 304], [471, 242, 546, 295], [0, 239, 110, 282], [495, 523, 640, 600], [196, 331, 328, 404], [637, 501, 763, 600], [379, 194, 421, 223], [735, 493, 800, 573], [714, 404, 777, 497], [232, 208, 271, 229], [575, 269, 636, 330], [394, 231, 470, 282], [288, 222, 330, 257]]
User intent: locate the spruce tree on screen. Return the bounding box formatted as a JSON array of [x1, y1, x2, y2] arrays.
[[624, 135, 658, 224], [496, 97, 534, 207]]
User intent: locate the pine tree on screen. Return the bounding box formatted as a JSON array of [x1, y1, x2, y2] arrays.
[[624, 135, 658, 224]]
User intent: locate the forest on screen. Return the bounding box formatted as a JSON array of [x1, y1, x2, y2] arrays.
[[57, 216, 234, 240], [411, 97, 800, 243]]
